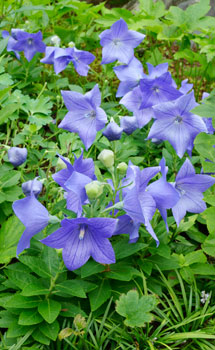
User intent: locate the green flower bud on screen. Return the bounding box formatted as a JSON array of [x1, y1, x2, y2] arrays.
[[98, 149, 114, 168], [85, 181, 103, 200], [117, 162, 128, 175]]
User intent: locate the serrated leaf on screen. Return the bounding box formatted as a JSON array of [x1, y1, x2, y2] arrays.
[[116, 290, 157, 327], [18, 309, 43, 325], [38, 299, 61, 324], [39, 320, 59, 340], [19, 256, 53, 278], [0, 103, 18, 125], [89, 279, 111, 311], [55, 280, 86, 298]]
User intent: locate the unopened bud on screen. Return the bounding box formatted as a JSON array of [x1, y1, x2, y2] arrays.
[[8, 147, 27, 167], [117, 162, 128, 175], [85, 181, 103, 200], [68, 41, 75, 48], [73, 314, 87, 331], [98, 149, 114, 168], [57, 156, 70, 170], [22, 178, 42, 197]]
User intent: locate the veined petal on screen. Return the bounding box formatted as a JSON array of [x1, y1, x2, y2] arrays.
[[61, 90, 92, 112]]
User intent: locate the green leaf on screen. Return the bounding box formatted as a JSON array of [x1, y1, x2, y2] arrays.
[[5, 294, 41, 309], [7, 322, 33, 338], [89, 279, 111, 311], [18, 309, 43, 325], [0, 37, 9, 55], [184, 250, 207, 266], [113, 239, 147, 259], [180, 267, 195, 284], [191, 263, 215, 275], [202, 207, 215, 235], [147, 255, 180, 270], [105, 262, 139, 281], [194, 133, 215, 162], [0, 171, 21, 188], [21, 281, 49, 296], [41, 246, 60, 277], [116, 290, 157, 327], [0, 103, 18, 125], [38, 299, 61, 324], [55, 280, 86, 298], [5, 270, 38, 290], [202, 235, 215, 257], [32, 328, 50, 345], [80, 260, 104, 278], [39, 320, 59, 341], [0, 216, 24, 264], [19, 256, 53, 278]]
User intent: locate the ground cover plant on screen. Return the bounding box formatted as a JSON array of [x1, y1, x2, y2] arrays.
[[1, 0, 215, 349]]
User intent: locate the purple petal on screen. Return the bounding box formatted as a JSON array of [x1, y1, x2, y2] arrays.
[[120, 116, 138, 134]]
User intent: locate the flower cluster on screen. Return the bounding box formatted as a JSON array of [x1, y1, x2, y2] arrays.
[[6, 18, 215, 271]]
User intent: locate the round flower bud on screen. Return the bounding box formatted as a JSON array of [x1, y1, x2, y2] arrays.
[[8, 147, 27, 167], [85, 181, 103, 200], [98, 150, 114, 168], [22, 178, 43, 197], [117, 162, 128, 175], [68, 41, 75, 48], [50, 35, 61, 47]]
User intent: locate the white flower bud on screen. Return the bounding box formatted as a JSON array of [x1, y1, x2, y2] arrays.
[[117, 162, 128, 175], [85, 181, 103, 200], [98, 149, 114, 168]]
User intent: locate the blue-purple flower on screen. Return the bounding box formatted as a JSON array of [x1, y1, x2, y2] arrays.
[[11, 30, 46, 61], [99, 18, 145, 64], [41, 217, 117, 270], [148, 92, 207, 158], [22, 178, 43, 198], [2, 29, 22, 59], [113, 214, 141, 243], [103, 121, 123, 141], [13, 194, 50, 256], [171, 158, 215, 225], [120, 116, 138, 134], [8, 147, 27, 167], [59, 84, 107, 150], [113, 57, 145, 97]]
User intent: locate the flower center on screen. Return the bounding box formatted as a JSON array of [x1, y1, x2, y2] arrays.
[[175, 116, 183, 123], [176, 184, 186, 196], [28, 38, 33, 45], [85, 110, 96, 118], [153, 86, 159, 93], [113, 39, 121, 46], [79, 224, 86, 240]]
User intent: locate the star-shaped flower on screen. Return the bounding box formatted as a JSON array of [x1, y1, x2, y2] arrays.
[[59, 84, 107, 150], [99, 18, 145, 64], [12, 30, 46, 61], [41, 217, 117, 271]]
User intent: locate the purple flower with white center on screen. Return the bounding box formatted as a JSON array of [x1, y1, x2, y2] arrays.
[[139, 72, 182, 109], [179, 79, 193, 94], [52, 47, 95, 75], [41, 217, 117, 271], [113, 214, 141, 243], [148, 92, 207, 158], [113, 57, 145, 97], [147, 158, 180, 231], [99, 18, 145, 64], [12, 31, 46, 62], [171, 158, 215, 226], [120, 116, 138, 134], [53, 152, 95, 215], [59, 84, 107, 150], [22, 178, 43, 198], [122, 163, 161, 245], [2, 29, 22, 59], [103, 121, 123, 141], [13, 194, 50, 256], [8, 147, 27, 167]]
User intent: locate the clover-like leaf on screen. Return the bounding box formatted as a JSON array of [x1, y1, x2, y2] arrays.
[[115, 290, 157, 327]]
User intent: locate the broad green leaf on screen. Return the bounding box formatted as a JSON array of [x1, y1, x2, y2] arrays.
[[105, 262, 140, 281], [202, 207, 215, 235], [147, 255, 180, 270], [38, 299, 61, 324], [21, 281, 49, 296], [5, 294, 41, 309], [41, 246, 60, 277], [55, 280, 86, 298], [81, 260, 104, 278], [32, 328, 50, 345], [18, 309, 43, 325], [39, 320, 59, 341], [0, 216, 24, 264], [89, 279, 111, 311], [194, 133, 215, 162], [116, 290, 157, 327], [202, 235, 215, 257], [113, 239, 147, 259], [0, 310, 17, 328], [191, 263, 215, 275], [5, 270, 38, 290], [0, 103, 18, 125], [60, 302, 86, 318], [20, 256, 53, 278], [0, 171, 21, 188], [184, 250, 207, 266], [7, 322, 33, 338]]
